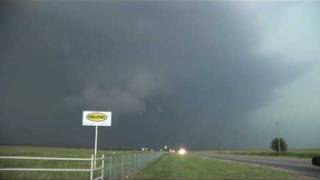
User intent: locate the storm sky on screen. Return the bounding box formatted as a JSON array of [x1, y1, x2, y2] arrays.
[[0, 1, 319, 150]]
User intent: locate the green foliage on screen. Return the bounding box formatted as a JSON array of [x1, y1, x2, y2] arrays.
[[271, 138, 288, 153], [134, 154, 295, 179]]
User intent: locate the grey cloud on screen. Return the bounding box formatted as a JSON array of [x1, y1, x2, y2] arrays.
[[64, 66, 167, 118], [0, 1, 317, 149]]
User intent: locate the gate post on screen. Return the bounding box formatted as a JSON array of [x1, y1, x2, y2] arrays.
[[101, 154, 105, 180], [90, 154, 94, 180]]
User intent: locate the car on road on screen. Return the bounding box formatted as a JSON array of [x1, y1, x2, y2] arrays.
[[312, 157, 320, 166]]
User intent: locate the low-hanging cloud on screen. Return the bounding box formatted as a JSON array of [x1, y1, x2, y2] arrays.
[[64, 66, 167, 118], [0, 1, 318, 149]]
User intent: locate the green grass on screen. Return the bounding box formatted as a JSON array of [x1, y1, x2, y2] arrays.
[[0, 145, 134, 157], [0, 146, 139, 180], [206, 149, 320, 158], [134, 153, 298, 180]]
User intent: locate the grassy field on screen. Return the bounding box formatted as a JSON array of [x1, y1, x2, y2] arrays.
[[1, 146, 315, 179], [134, 153, 299, 180], [206, 149, 320, 158], [0, 146, 144, 180], [0, 145, 133, 157]]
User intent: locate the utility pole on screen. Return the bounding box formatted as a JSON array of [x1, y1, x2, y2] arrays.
[[276, 122, 281, 153]]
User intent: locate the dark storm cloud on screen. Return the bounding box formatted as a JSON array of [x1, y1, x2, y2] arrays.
[[0, 1, 313, 149]]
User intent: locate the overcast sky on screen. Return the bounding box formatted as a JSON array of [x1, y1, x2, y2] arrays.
[[0, 1, 319, 150]]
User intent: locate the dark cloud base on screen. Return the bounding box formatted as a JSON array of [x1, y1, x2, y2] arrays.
[[0, 1, 312, 149]]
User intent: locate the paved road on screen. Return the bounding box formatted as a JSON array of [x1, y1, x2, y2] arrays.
[[198, 153, 320, 179]]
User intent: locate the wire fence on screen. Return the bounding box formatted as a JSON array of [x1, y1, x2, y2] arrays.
[[105, 152, 162, 179], [0, 152, 162, 180]]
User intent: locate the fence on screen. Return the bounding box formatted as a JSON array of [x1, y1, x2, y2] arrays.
[[106, 152, 162, 179], [0, 154, 104, 180], [0, 152, 162, 180]]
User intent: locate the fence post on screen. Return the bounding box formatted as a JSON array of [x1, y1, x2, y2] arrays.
[[109, 156, 112, 179], [138, 154, 141, 169], [90, 154, 94, 180], [101, 154, 105, 180], [133, 154, 136, 172], [121, 155, 123, 179], [128, 154, 130, 174]]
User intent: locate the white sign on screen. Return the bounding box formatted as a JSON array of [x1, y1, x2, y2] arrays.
[[82, 111, 112, 126]]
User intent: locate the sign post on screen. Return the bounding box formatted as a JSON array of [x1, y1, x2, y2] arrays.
[[82, 111, 112, 167], [94, 126, 98, 162]]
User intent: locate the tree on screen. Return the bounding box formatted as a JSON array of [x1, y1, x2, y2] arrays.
[[271, 138, 287, 153]]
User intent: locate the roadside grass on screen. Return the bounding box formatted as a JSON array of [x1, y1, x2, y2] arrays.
[[205, 149, 320, 158], [0, 146, 138, 180], [134, 153, 297, 180]]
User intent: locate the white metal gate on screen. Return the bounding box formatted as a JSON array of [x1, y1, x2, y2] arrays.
[[0, 154, 104, 180]]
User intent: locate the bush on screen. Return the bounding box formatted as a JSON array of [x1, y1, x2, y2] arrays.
[[271, 138, 287, 153]]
